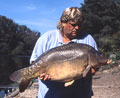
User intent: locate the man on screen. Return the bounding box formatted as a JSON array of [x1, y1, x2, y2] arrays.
[[30, 7, 97, 98]]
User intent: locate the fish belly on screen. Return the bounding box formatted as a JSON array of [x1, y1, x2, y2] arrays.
[[45, 58, 87, 82]]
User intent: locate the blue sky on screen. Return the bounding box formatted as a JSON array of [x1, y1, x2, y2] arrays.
[[0, 0, 84, 35]]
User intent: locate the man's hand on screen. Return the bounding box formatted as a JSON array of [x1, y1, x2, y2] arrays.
[[37, 73, 51, 81]]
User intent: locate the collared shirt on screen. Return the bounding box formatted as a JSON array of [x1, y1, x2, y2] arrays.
[[30, 30, 98, 98]]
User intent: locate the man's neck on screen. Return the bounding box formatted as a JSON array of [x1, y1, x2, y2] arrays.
[[62, 36, 71, 44]]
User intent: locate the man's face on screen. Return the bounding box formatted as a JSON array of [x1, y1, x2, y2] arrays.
[[62, 20, 82, 39]]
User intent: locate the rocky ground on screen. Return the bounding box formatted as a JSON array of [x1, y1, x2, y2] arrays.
[[92, 65, 120, 98], [6, 65, 120, 98]]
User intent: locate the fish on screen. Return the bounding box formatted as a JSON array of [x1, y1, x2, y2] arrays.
[[10, 42, 111, 92]]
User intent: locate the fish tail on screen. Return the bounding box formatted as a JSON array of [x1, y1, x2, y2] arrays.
[[19, 78, 32, 92], [10, 64, 38, 83], [10, 68, 33, 92], [10, 64, 42, 92], [10, 69, 25, 83]]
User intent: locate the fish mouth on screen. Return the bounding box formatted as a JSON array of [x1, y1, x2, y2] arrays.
[[107, 59, 112, 64], [91, 67, 96, 74]]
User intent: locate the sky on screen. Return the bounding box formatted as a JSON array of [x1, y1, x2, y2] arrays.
[[0, 0, 84, 35]]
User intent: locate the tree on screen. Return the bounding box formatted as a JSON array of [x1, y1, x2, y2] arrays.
[[81, 0, 120, 53], [0, 15, 40, 55]]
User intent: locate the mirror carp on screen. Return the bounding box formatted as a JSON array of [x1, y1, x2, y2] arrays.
[[10, 43, 110, 92]]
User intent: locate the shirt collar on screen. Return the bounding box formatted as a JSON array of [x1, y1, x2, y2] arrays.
[[57, 30, 64, 45]]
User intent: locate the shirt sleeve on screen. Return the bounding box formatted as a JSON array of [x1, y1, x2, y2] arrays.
[[30, 32, 49, 64], [87, 34, 98, 51]]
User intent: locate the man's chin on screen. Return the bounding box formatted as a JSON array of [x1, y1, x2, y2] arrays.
[[70, 34, 77, 39], [71, 33, 77, 37]]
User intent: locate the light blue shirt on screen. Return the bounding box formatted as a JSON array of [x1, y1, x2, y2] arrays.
[[30, 30, 98, 98]]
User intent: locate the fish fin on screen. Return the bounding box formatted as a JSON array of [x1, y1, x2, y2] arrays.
[[83, 65, 91, 77], [19, 78, 32, 92], [10, 69, 25, 83], [64, 80, 75, 87]]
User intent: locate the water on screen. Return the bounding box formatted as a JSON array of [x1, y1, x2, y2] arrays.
[[0, 55, 30, 98]]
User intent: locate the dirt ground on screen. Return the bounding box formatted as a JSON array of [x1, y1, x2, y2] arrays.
[[92, 65, 120, 98], [7, 65, 120, 98]]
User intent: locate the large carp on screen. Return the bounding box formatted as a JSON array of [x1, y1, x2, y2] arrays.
[[10, 43, 110, 92]]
